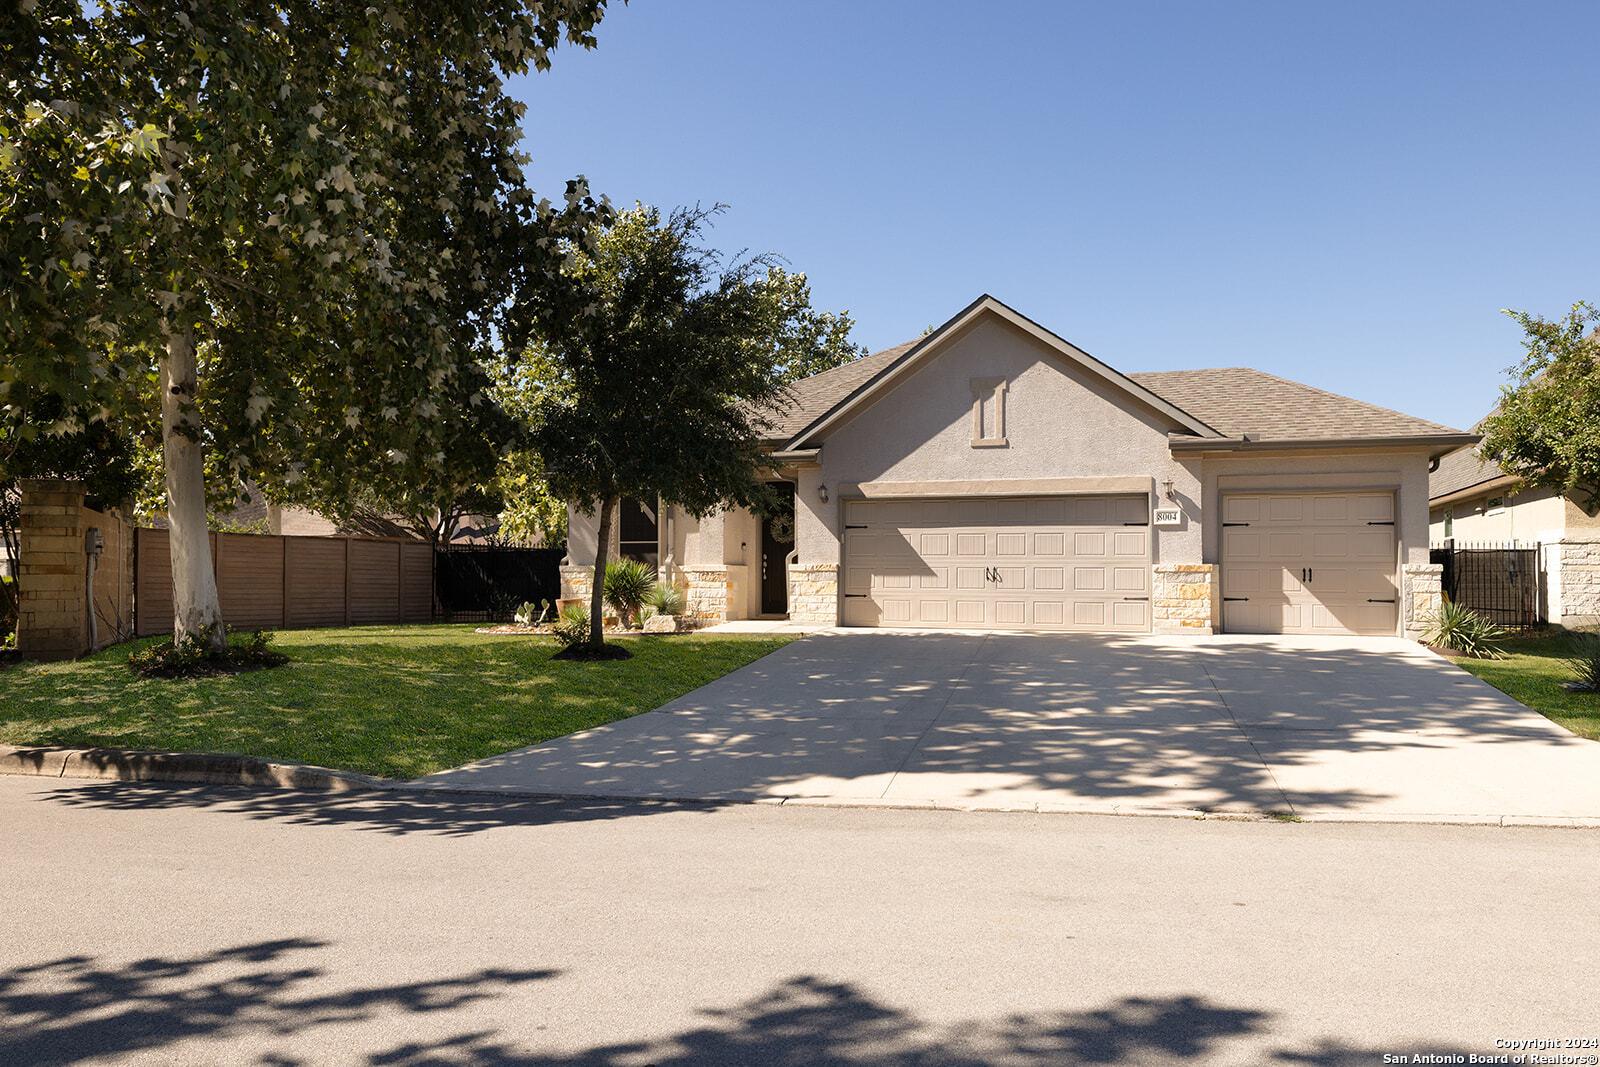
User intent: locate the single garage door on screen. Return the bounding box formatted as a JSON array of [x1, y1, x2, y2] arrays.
[[842, 495, 1151, 631], [1221, 491, 1398, 635]]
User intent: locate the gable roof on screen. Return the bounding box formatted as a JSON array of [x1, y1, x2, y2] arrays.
[[778, 295, 1222, 448], [1430, 443, 1511, 502], [767, 295, 1477, 457]]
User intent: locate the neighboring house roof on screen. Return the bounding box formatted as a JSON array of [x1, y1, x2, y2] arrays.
[[769, 295, 1474, 455], [1428, 410, 1518, 504]]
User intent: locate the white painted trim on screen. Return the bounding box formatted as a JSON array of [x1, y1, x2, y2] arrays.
[[851, 476, 1154, 499]]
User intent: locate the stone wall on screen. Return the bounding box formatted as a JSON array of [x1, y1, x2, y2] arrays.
[[1153, 563, 1216, 635], [681, 565, 736, 623], [16, 479, 92, 661], [787, 563, 839, 626], [1402, 562, 1443, 641], [558, 565, 593, 605], [1559, 538, 1600, 625]]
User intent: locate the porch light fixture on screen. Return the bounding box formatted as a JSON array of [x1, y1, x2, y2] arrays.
[[1162, 479, 1176, 502], [817, 482, 829, 503]]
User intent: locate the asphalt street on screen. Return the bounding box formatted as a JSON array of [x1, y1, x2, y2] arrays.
[[3, 774, 1597, 1066]]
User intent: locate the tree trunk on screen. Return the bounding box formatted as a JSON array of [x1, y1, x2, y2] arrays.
[[588, 495, 617, 647], [160, 325, 226, 648]]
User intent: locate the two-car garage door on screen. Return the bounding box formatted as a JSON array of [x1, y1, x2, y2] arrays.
[[839, 489, 1401, 636], [842, 495, 1151, 631]]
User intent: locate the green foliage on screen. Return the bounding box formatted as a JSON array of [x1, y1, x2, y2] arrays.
[[127, 627, 288, 679], [1563, 631, 1600, 692], [603, 558, 655, 623], [754, 267, 867, 384], [551, 602, 589, 647], [0, 576, 15, 643], [645, 580, 687, 617], [1479, 303, 1600, 515], [3, 0, 615, 636], [1423, 601, 1509, 659]]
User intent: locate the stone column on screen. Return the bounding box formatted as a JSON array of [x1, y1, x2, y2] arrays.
[[558, 565, 593, 604], [1402, 562, 1443, 641], [16, 478, 90, 661], [1153, 563, 1217, 635], [681, 565, 733, 624], [1558, 538, 1600, 627], [787, 563, 839, 626]]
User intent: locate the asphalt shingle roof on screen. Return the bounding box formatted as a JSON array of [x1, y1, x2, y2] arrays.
[[767, 343, 1468, 448], [1125, 367, 1464, 441]]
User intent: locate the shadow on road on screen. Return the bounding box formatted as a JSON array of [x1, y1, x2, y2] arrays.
[[0, 941, 1473, 1066]]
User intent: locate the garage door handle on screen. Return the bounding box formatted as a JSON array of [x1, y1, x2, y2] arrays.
[[1367, 598, 1396, 603]]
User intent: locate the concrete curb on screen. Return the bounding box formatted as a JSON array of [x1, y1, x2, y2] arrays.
[[5, 744, 1600, 828], [0, 744, 391, 793]]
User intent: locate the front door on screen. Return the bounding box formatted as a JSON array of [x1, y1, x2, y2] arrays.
[[760, 483, 796, 615]]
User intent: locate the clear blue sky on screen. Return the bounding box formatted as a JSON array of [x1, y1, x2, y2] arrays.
[[508, 0, 1600, 432]]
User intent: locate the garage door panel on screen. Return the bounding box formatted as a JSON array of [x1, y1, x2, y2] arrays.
[[1113, 531, 1148, 557], [1221, 491, 1397, 636], [842, 495, 1152, 632]]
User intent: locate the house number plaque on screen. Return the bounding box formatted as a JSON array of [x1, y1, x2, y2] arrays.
[[1152, 506, 1182, 526]]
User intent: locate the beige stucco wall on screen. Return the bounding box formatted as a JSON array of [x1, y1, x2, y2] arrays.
[[798, 316, 1205, 567], [1429, 485, 1569, 545]]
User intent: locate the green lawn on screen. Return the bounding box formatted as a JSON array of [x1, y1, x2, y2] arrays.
[[1455, 630, 1600, 741], [0, 625, 796, 779]]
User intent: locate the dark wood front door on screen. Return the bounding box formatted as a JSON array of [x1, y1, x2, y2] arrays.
[[760, 483, 796, 615]]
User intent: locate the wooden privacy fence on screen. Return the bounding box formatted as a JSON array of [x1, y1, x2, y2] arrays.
[[134, 528, 433, 637]]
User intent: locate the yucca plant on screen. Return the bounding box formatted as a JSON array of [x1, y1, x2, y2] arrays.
[[602, 559, 656, 627], [551, 602, 589, 648], [1422, 601, 1509, 659], [644, 580, 687, 618], [1563, 630, 1600, 692]]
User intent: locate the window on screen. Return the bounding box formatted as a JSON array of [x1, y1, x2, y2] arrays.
[[1443, 509, 1453, 539], [1485, 497, 1506, 516], [619, 497, 659, 566], [970, 377, 1007, 447]]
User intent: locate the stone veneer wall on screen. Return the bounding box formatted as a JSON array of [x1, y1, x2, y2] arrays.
[[1402, 562, 1443, 641], [787, 563, 838, 626], [557, 565, 593, 604], [1152, 563, 1217, 635], [681, 564, 746, 624], [16, 479, 91, 661], [1559, 538, 1600, 625]]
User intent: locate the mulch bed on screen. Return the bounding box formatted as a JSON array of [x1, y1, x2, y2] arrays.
[[551, 643, 634, 662]]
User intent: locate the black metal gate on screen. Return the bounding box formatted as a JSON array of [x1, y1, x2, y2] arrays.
[[1429, 543, 1542, 630], [434, 546, 564, 623]]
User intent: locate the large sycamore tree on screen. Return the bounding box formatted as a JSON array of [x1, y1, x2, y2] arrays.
[[1, 0, 612, 645], [1480, 302, 1600, 516], [517, 205, 861, 649]]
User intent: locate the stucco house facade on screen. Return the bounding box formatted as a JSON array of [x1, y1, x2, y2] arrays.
[[1428, 429, 1600, 627], [564, 296, 1476, 638]]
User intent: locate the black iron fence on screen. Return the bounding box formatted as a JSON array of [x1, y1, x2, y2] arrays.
[[434, 545, 564, 623], [1429, 542, 1543, 630]]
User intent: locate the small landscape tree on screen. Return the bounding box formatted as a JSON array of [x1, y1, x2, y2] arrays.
[[1479, 302, 1600, 515]]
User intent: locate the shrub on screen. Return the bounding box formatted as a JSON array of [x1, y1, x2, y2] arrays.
[[0, 575, 16, 644], [644, 580, 686, 618], [1423, 601, 1509, 659], [488, 589, 521, 623], [603, 559, 655, 625], [128, 627, 289, 679], [1564, 630, 1600, 692], [551, 602, 589, 647]]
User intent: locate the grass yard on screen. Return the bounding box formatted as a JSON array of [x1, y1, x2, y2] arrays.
[[0, 624, 796, 779], [1454, 630, 1600, 741]]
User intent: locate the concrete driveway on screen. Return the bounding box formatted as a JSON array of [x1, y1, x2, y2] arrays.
[[420, 632, 1600, 823]]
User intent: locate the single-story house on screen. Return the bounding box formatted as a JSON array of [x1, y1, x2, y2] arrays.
[[1428, 425, 1600, 627], [564, 295, 1478, 638]]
